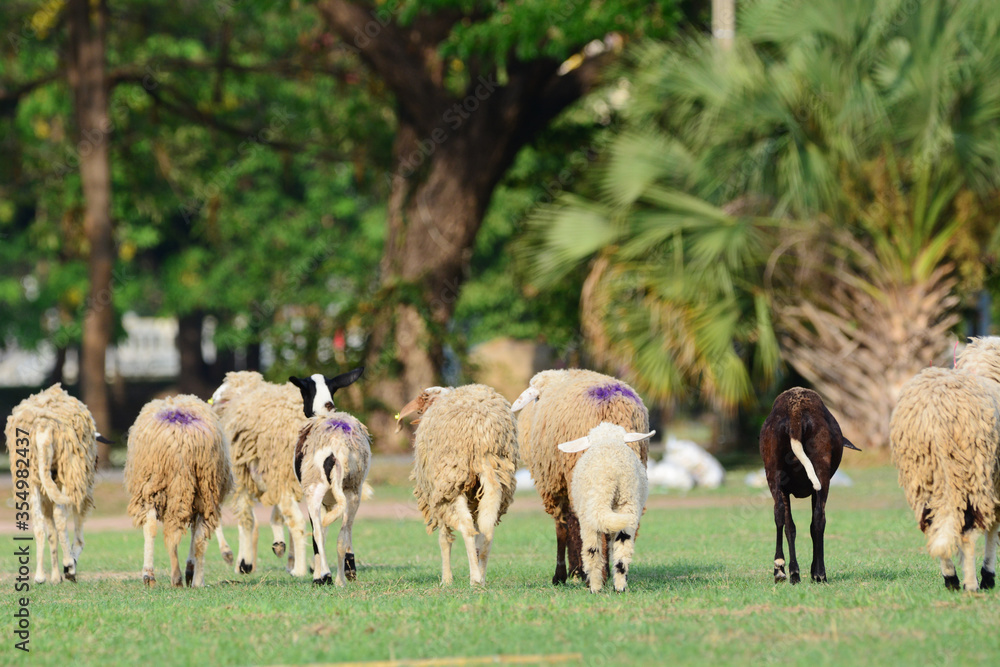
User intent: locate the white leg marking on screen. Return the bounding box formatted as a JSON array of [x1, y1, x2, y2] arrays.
[[790, 438, 821, 491], [142, 508, 157, 584], [960, 531, 980, 591]]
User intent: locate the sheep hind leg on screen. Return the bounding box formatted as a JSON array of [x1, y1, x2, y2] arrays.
[[782, 490, 800, 584], [610, 528, 637, 593], [552, 516, 568, 585], [581, 529, 605, 593], [30, 487, 48, 584], [336, 490, 361, 586], [565, 509, 585, 581], [165, 523, 185, 588], [214, 525, 234, 566], [44, 500, 61, 583], [270, 506, 286, 558], [71, 509, 85, 563], [981, 520, 998, 590], [940, 556, 960, 591], [186, 515, 208, 588], [306, 487, 332, 585], [451, 496, 483, 587], [810, 488, 828, 583], [53, 503, 76, 582], [959, 529, 981, 592], [473, 472, 502, 582], [235, 493, 257, 575], [142, 508, 157, 586], [438, 527, 454, 586], [278, 494, 310, 577]]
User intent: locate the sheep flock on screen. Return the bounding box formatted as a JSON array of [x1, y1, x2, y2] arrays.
[[4, 338, 1000, 597]]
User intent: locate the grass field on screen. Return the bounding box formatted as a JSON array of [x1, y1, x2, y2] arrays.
[[1, 466, 997, 666]]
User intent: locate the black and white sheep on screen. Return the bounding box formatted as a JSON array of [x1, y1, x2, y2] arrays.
[[759, 387, 860, 584]]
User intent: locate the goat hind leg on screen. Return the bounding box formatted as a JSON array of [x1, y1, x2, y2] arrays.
[[772, 491, 786, 583], [810, 489, 828, 583], [782, 491, 800, 584]]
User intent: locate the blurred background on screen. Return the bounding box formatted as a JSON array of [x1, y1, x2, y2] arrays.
[[2, 0, 999, 467]]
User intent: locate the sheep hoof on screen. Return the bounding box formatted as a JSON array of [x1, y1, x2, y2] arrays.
[[552, 564, 568, 586], [185, 561, 195, 586], [143, 574, 155, 587], [774, 569, 787, 584], [943, 574, 961, 591], [238, 559, 253, 575], [272, 541, 286, 558], [313, 573, 333, 586], [63, 565, 77, 583], [221, 549, 234, 566], [344, 553, 356, 580], [811, 574, 828, 584], [980, 568, 996, 590], [789, 572, 801, 585]]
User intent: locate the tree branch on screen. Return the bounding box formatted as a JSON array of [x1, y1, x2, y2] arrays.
[[0, 73, 60, 117]]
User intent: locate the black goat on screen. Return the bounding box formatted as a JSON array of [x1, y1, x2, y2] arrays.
[[759, 387, 860, 584]]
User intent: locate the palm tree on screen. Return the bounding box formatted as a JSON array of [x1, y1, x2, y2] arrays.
[[523, 0, 1000, 447]]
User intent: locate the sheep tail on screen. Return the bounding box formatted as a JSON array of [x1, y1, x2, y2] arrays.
[[788, 412, 821, 491], [361, 482, 374, 501], [925, 455, 960, 560], [593, 507, 634, 535], [321, 457, 348, 527], [36, 426, 73, 505], [475, 469, 503, 535]]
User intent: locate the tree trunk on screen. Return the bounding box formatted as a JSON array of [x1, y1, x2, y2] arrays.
[[176, 311, 213, 397], [67, 0, 113, 466]]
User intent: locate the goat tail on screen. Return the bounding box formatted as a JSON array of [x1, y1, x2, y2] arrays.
[[593, 507, 634, 535], [787, 412, 821, 491], [36, 426, 73, 505]]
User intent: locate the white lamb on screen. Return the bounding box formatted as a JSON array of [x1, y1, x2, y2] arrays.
[[557, 422, 655, 593]]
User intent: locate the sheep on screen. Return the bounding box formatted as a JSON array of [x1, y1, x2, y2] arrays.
[[511, 369, 650, 584], [209, 367, 363, 577], [397, 384, 518, 587], [890, 351, 1000, 591], [4, 384, 99, 584], [124, 394, 233, 587], [759, 387, 860, 584], [556, 423, 655, 593], [292, 411, 371, 586]]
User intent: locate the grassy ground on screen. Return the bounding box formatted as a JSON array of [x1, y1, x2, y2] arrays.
[[0, 466, 997, 666]]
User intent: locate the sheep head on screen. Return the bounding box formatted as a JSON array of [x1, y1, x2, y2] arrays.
[[395, 386, 452, 432], [289, 366, 365, 418], [557, 422, 656, 453]]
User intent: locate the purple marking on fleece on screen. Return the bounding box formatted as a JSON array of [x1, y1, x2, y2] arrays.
[[324, 419, 353, 434], [587, 383, 640, 404], [157, 409, 200, 425]]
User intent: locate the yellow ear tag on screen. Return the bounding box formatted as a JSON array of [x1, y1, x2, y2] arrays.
[[394, 412, 400, 420], [207, 398, 214, 405]]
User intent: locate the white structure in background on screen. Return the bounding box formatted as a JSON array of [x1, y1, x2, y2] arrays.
[[744, 468, 853, 488], [646, 437, 726, 491], [514, 468, 535, 492]]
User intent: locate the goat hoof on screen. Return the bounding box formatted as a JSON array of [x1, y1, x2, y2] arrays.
[[774, 571, 787, 584], [185, 561, 195, 586], [272, 541, 286, 558], [221, 549, 234, 566], [344, 553, 356, 580], [980, 568, 996, 590], [789, 572, 801, 585], [143, 574, 155, 587], [238, 559, 253, 575], [944, 574, 961, 591]]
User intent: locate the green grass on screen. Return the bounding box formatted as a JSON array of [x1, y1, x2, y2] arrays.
[[1, 467, 997, 666]]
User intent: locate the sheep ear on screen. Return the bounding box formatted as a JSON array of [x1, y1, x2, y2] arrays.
[[328, 367, 364, 392], [511, 386, 540, 412], [557, 436, 592, 453], [623, 430, 656, 443], [395, 393, 428, 432]]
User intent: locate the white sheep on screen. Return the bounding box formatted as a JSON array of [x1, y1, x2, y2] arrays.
[[124, 394, 233, 587], [293, 412, 371, 586], [4, 384, 99, 584], [511, 369, 650, 584], [890, 365, 999, 591], [557, 423, 654, 593], [397, 384, 518, 587]]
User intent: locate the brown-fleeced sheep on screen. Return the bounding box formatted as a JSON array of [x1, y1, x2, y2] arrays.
[[125, 394, 233, 587], [293, 411, 371, 586], [511, 369, 650, 584], [759, 387, 860, 584], [397, 384, 518, 587], [5, 384, 99, 584]]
